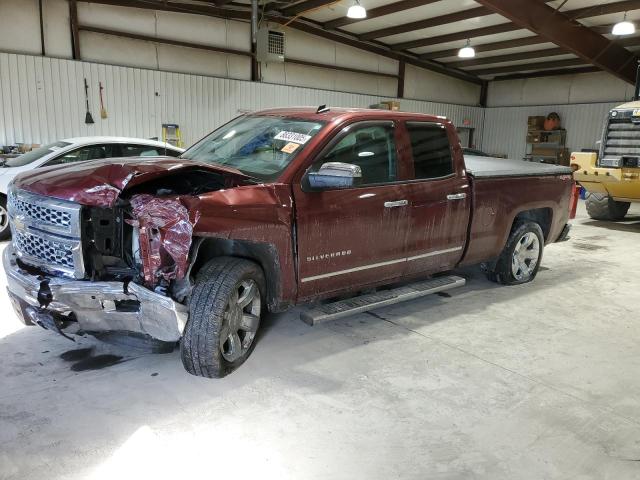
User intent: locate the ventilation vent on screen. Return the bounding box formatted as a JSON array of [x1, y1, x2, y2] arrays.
[[257, 28, 285, 63]]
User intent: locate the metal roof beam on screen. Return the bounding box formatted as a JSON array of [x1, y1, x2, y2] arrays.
[[420, 36, 545, 59], [281, 0, 339, 17], [492, 66, 601, 81], [390, 0, 640, 53], [359, 6, 490, 40], [469, 58, 586, 76], [392, 23, 519, 51], [447, 47, 566, 68], [324, 0, 440, 29], [474, 0, 638, 83], [447, 35, 640, 68]]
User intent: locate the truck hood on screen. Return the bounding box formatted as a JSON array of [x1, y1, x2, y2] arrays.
[[12, 157, 254, 207]]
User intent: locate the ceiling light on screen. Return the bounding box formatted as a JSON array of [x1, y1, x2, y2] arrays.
[[458, 40, 475, 58], [347, 1, 366, 19], [612, 12, 635, 35]]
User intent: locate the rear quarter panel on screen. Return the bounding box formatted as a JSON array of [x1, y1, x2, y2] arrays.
[[460, 173, 573, 266]]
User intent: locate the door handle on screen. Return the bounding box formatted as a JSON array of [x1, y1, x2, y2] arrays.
[[446, 193, 467, 201], [384, 200, 408, 208]]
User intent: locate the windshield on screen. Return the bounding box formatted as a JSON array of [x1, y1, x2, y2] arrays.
[[181, 115, 325, 181], [3, 141, 72, 167]]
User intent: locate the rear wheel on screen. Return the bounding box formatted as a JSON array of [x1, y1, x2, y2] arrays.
[[487, 222, 544, 286], [180, 257, 265, 378], [585, 192, 630, 221], [0, 195, 10, 241]]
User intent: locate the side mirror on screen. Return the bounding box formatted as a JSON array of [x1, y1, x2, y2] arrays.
[[308, 162, 362, 190]]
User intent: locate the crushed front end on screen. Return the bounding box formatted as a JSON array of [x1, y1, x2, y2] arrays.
[[4, 186, 189, 342]]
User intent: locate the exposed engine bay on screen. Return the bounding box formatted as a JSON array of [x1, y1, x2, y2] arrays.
[[78, 168, 245, 302]]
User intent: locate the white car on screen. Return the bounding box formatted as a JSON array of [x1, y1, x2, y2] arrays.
[[0, 136, 184, 239]]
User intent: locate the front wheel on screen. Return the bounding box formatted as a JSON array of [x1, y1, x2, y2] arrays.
[[0, 196, 10, 241], [584, 192, 630, 221], [180, 257, 265, 378], [487, 222, 544, 286]]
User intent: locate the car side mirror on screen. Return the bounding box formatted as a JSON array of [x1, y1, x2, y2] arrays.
[[308, 162, 362, 190]]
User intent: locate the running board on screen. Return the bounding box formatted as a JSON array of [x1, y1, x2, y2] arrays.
[[300, 275, 466, 326]]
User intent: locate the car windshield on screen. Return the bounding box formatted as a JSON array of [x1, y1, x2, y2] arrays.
[[3, 141, 72, 167], [181, 115, 325, 181]]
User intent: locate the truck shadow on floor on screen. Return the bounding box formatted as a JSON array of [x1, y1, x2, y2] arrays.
[[583, 216, 640, 233], [0, 253, 609, 479]]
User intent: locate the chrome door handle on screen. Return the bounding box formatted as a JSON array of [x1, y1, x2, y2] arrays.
[[447, 193, 467, 201], [384, 200, 408, 208]]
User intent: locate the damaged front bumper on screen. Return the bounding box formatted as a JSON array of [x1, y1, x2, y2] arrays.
[[3, 245, 188, 342]]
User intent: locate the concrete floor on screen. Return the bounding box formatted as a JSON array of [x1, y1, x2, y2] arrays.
[[1, 200, 639, 480]]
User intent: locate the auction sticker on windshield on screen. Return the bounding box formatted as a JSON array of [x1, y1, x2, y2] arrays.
[[274, 131, 312, 144], [281, 142, 300, 154]]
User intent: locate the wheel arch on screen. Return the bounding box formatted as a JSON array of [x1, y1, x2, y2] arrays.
[[512, 207, 553, 242], [191, 237, 285, 312]]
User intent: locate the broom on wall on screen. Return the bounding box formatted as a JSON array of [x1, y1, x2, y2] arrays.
[[84, 78, 94, 124], [99, 82, 108, 119]]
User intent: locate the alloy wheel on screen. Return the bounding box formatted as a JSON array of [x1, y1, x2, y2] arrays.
[[511, 232, 540, 281], [219, 280, 261, 362]]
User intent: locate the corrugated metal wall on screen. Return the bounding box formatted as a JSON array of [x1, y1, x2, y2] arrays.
[[481, 102, 619, 159], [0, 53, 484, 147]]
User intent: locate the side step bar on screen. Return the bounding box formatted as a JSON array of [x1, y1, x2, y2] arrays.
[[300, 275, 466, 326]]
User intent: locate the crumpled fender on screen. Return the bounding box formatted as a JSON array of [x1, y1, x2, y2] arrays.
[[127, 194, 200, 288]]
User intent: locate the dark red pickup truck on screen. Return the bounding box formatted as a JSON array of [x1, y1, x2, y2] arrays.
[[4, 107, 575, 377]]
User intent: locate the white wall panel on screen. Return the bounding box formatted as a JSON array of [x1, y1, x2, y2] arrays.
[[43, 0, 73, 59], [0, 0, 481, 105], [488, 72, 635, 107], [404, 64, 482, 106], [481, 102, 617, 159], [0, 53, 484, 148], [0, 0, 41, 56]]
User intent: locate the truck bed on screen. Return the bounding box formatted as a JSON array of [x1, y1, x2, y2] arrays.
[[465, 155, 573, 178]]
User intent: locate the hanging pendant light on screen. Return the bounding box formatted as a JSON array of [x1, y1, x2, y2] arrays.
[[347, 0, 367, 19], [612, 12, 635, 36], [458, 39, 475, 58]]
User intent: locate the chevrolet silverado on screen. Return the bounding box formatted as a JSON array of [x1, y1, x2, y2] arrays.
[[4, 107, 575, 377]]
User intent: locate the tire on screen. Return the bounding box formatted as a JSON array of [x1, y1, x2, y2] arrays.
[[487, 222, 544, 286], [585, 192, 630, 221], [180, 257, 265, 378], [0, 195, 10, 241]]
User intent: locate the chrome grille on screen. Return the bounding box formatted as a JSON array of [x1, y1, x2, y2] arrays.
[[13, 230, 75, 270], [8, 193, 72, 230], [8, 188, 84, 278]]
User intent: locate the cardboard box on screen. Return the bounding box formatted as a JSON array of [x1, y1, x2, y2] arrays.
[[526, 132, 541, 144], [381, 100, 400, 111], [531, 146, 559, 156], [545, 131, 566, 144], [528, 116, 546, 131]]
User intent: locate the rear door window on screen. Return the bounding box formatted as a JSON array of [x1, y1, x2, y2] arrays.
[[121, 144, 174, 157], [406, 122, 453, 179], [46, 144, 117, 166]]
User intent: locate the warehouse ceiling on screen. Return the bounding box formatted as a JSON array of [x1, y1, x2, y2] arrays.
[[84, 0, 640, 84]]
